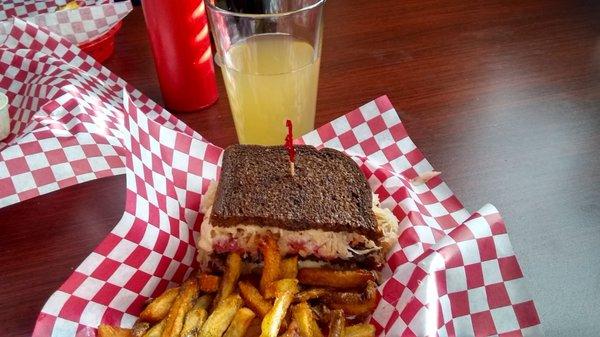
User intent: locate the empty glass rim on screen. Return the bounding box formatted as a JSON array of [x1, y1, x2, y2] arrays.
[[204, 0, 326, 19]]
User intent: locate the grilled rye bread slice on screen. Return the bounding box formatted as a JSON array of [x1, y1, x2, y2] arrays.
[[210, 145, 382, 241]]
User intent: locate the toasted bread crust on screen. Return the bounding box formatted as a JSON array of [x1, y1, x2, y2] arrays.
[[211, 145, 381, 241]]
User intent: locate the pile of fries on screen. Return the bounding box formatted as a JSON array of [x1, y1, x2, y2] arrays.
[[99, 236, 378, 337]]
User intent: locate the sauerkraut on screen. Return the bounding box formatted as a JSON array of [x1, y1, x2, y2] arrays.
[[197, 181, 398, 262]]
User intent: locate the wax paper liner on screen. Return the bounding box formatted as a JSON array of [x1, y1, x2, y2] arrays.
[[0, 0, 131, 45], [0, 18, 200, 208], [0, 19, 542, 337]]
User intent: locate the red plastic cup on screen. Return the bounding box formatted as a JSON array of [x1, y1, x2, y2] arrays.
[[141, 0, 218, 111]]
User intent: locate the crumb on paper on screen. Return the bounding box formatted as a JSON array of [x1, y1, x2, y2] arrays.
[[410, 170, 441, 185], [57, 1, 80, 12]]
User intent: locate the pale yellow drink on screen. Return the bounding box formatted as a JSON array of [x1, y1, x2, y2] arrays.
[[219, 33, 320, 145]]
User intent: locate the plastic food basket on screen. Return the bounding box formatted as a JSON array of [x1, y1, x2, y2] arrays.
[[78, 21, 122, 63]]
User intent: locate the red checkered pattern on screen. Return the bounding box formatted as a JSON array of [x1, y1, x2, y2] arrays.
[[0, 19, 200, 207], [298, 98, 542, 336], [0, 18, 541, 337], [0, 0, 52, 21], [32, 93, 221, 337], [0, 0, 131, 45]]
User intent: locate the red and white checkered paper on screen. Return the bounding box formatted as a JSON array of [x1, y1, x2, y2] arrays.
[[0, 19, 542, 337], [0, 0, 131, 45], [0, 18, 200, 207]]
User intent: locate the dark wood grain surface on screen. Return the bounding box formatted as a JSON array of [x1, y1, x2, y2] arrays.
[[1, 1, 599, 336]]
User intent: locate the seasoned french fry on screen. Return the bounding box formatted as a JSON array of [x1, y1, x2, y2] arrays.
[[325, 290, 361, 303], [328, 310, 345, 337], [244, 317, 263, 337], [311, 304, 331, 324], [98, 325, 132, 337], [215, 253, 242, 305], [280, 319, 300, 337], [177, 296, 212, 337], [162, 278, 199, 337], [141, 319, 165, 337], [292, 302, 323, 337], [344, 324, 375, 337], [297, 268, 375, 289], [131, 321, 150, 337], [294, 288, 328, 303], [198, 274, 221, 293], [194, 294, 214, 311], [325, 281, 378, 316], [179, 308, 207, 337], [259, 292, 294, 337], [259, 236, 281, 295], [280, 256, 298, 279], [223, 307, 256, 337], [264, 278, 299, 300], [139, 287, 180, 322], [310, 317, 323, 337], [239, 281, 272, 317], [200, 294, 243, 337]]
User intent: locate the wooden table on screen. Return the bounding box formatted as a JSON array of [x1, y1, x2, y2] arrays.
[[1, 1, 599, 336]]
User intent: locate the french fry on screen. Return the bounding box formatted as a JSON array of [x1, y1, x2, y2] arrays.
[[141, 319, 165, 337], [325, 281, 378, 316], [259, 236, 281, 295], [179, 296, 212, 337], [292, 302, 323, 337], [223, 307, 256, 337], [311, 304, 331, 324], [297, 268, 375, 289], [98, 325, 132, 337], [195, 294, 214, 311], [259, 292, 295, 337], [139, 287, 180, 322], [325, 290, 361, 303], [344, 324, 375, 337], [244, 317, 263, 337], [198, 274, 221, 293], [179, 308, 207, 337], [239, 281, 272, 317], [264, 278, 299, 300], [162, 278, 199, 337], [280, 319, 300, 337], [265, 278, 298, 332], [280, 256, 298, 279], [131, 321, 150, 337], [294, 288, 328, 303], [200, 294, 243, 337], [215, 253, 242, 305], [328, 310, 345, 337]]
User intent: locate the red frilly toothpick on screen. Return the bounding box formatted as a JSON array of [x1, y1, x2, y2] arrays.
[[285, 119, 295, 176]]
